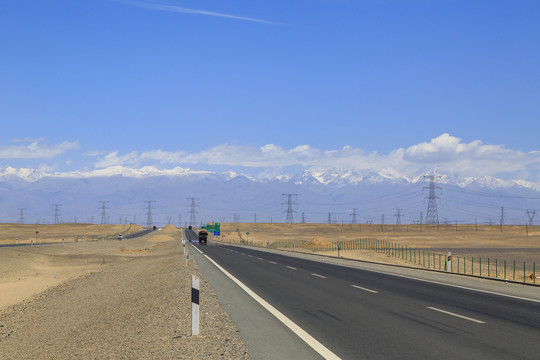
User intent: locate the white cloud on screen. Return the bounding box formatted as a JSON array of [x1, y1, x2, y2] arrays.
[[89, 134, 540, 181], [0, 140, 79, 159], [113, 0, 277, 25]]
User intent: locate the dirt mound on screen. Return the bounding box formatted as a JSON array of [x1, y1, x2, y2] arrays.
[[307, 236, 332, 247], [162, 224, 179, 233], [127, 224, 144, 233]]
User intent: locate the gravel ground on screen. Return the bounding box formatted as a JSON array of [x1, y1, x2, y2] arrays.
[[0, 239, 249, 359]]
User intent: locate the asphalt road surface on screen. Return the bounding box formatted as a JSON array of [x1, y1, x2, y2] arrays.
[[188, 238, 540, 360]]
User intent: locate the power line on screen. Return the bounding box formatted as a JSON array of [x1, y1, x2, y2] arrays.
[[145, 200, 155, 228], [282, 193, 298, 224], [17, 208, 25, 224], [187, 197, 199, 226], [99, 201, 109, 225], [395, 209, 402, 225], [53, 204, 62, 224], [527, 210, 536, 226], [424, 174, 441, 225], [350, 208, 358, 224]]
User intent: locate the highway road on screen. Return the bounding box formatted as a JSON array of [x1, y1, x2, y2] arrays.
[[185, 231, 540, 360], [0, 229, 153, 248]]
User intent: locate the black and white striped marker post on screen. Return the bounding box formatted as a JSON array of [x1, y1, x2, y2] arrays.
[[192, 275, 200, 336]]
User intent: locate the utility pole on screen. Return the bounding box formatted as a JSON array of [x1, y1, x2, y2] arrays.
[[381, 214, 385, 232], [17, 208, 25, 224], [527, 210, 536, 226], [186, 197, 199, 226], [254, 213, 257, 223], [145, 200, 155, 228], [178, 215, 182, 228], [53, 204, 62, 224], [99, 201, 109, 225], [424, 174, 441, 225], [351, 208, 358, 225], [282, 193, 298, 224]]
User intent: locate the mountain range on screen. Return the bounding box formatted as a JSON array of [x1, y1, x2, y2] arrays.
[[0, 166, 538, 226]]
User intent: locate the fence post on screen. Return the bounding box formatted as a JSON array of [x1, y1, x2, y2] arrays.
[[479, 258, 482, 276], [495, 259, 498, 279], [504, 260, 506, 280], [488, 258, 490, 277], [472, 257, 474, 276], [524, 262, 526, 283], [513, 260, 516, 281]]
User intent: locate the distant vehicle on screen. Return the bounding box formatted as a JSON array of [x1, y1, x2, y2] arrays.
[[118, 234, 123, 240], [188, 225, 192, 230], [153, 225, 157, 230], [198, 230, 208, 244]]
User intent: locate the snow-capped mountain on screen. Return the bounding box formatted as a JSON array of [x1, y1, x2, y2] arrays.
[[0, 166, 538, 225]]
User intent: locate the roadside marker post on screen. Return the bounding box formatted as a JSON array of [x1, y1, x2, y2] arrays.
[[192, 275, 200, 336]]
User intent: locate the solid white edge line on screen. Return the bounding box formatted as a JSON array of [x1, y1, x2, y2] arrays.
[[191, 245, 203, 254], [311, 273, 327, 279], [203, 253, 341, 360], [427, 307, 486, 324], [351, 285, 378, 294], [286, 266, 297, 270]]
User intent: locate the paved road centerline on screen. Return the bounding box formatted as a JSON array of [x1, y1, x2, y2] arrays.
[[286, 266, 297, 270], [311, 273, 327, 279], [427, 307, 486, 324], [351, 285, 378, 294], [269, 261, 278, 264]]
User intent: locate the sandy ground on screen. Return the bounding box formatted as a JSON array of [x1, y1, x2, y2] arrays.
[[0, 224, 249, 359], [219, 222, 540, 283], [0, 223, 142, 246]]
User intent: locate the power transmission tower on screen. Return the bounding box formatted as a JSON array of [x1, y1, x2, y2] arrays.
[[328, 212, 332, 224], [350, 208, 358, 225], [233, 213, 240, 223], [99, 201, 109, 225], [186, 197, 199, 226], [53, 204, 62, 224], [301, 212, 306, 224], [500, 207, 505, 232], [282, 194, 298, 224], [145, 200, 155, 228], [424, 174, 441, 225], [395, 209, 402, 225], [254, 213, 257, 223], [167, 217, 172, 225], [527, 210, 536, 226], [17, 208, 25, 224], [178, 215, 182, 227]]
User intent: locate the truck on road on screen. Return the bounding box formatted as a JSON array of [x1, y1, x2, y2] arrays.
[[198, 230, 208, 244]]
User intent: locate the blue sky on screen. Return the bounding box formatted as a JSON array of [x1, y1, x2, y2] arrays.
[[1, 0, 539, 180]]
